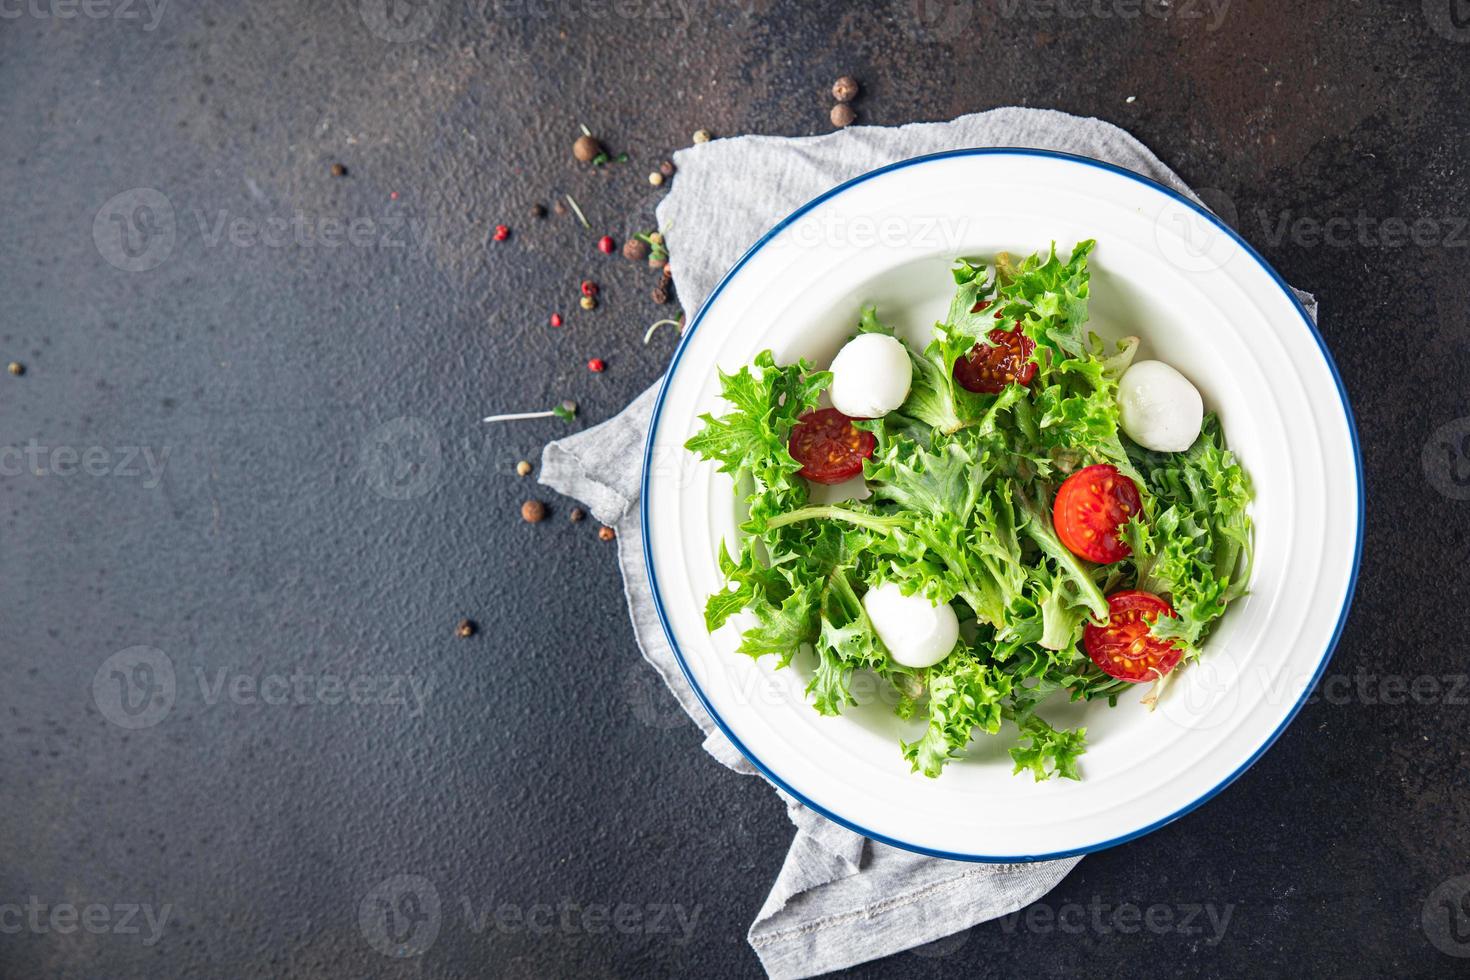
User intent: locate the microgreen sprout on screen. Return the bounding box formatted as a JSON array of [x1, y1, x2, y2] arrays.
[[482, 400, 578, 424]]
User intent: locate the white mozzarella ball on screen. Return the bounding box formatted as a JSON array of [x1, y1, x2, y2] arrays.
[[862, 582, 959, 669], [1117, 359, 1204, 453], [828, 333, 912, 419]]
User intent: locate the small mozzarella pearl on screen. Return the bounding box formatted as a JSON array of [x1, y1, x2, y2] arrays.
[[828, 334, 912, 419], [1117, 360, 1204, 453], [862, 582, 959, 669]]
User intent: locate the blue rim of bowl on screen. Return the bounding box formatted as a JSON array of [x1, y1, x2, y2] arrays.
[[639, 146, 1364, 862]]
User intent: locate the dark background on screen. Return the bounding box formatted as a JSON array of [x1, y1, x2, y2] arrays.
[[3, 0, 1468, 977]]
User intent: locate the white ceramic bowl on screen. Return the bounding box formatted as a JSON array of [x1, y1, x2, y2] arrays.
[[641, 149, 1362, 861]]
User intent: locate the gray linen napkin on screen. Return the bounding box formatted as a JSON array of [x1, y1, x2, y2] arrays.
[[540, 106, 1316, 979]]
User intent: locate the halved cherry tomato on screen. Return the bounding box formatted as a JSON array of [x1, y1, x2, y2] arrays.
[[1084, 590, 1182, 682], [1052, 464, 1143, 563], [952, 322, 1037, 394], [788, 408, 876, 485]]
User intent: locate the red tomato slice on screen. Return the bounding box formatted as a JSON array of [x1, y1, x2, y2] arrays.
[[1084, 590, 1183, 682], [1052, 464, 1143, 563], [788, 408, 876, 485], [952, 323, 1037, 394]]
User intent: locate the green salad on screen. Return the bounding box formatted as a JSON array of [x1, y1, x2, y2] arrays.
[[685, 241, 1254, 780]]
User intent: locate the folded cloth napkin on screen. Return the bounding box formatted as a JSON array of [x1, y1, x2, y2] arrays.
[[540, 106, 1317, 979]]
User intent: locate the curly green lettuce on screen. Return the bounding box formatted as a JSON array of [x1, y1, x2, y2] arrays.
[[685, 241, 1253, 781]]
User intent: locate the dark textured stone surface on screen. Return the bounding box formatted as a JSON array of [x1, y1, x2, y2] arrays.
[[2, 1, 1468, 977]]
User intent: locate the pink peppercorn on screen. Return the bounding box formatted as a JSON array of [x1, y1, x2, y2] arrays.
[[550, 313, 563, 327], [597, 235, 615, 254], [581, 280, 599, 297], [587, 358, 606, 373], [493, 225, 510, 241]]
